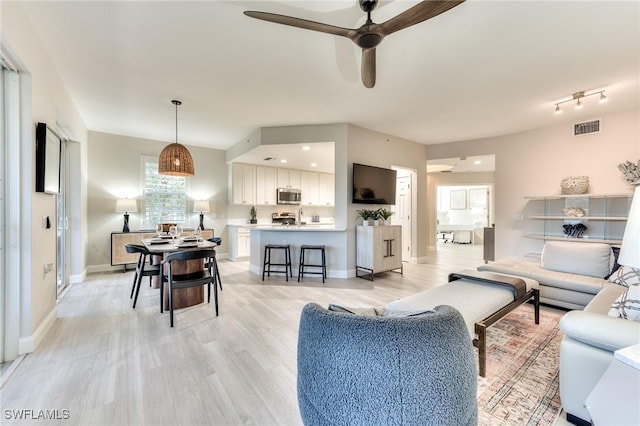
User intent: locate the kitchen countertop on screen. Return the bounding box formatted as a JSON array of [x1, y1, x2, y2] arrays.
[[256, 224, 344, 232]]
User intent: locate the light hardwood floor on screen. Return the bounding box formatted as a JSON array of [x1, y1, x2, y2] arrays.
[[1, 244, 564, 425]]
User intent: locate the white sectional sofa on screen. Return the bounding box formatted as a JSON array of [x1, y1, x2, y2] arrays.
[[477, 241, 614, 310], [558, 283, 640, 424]]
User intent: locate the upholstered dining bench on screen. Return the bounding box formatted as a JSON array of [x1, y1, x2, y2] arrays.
[[386, 269, 540, 377]]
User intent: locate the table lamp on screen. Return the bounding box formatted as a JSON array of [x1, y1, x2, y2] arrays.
[[194, 200, 210, 230], [115, 198, 137, 233], [618, 185, 640, 269]]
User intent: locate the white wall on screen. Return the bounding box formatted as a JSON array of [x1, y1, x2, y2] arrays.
[[347, 125, 429, 262], [426, 108, 640, 259], [3, 2, 88, 353], [86, 131, 228, 271]]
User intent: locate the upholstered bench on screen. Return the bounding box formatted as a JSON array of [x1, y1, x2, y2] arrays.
[[386, 269, 540, 376]]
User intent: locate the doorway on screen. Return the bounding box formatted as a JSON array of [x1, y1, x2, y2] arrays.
[[393, 167, 415, 263], [426, 155, 495, 251], [56, 137, 70, 295]]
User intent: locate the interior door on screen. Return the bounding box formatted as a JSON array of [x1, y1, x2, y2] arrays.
[[56, 138, 70, 295], [394, 174, 412, 262]]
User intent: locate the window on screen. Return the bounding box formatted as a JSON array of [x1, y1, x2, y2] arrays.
[[141, 156, 189, 227]]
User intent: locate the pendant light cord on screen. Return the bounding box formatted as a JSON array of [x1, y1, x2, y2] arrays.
[[172, 99, 182, 144]]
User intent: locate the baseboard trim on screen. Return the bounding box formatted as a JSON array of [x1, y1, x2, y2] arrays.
[[18, 305, 58, 355], [69, 270, 86, 284]]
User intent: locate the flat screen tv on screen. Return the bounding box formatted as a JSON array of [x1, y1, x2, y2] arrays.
[[35, 122, 62, 194], [352, 163, 397, 205]]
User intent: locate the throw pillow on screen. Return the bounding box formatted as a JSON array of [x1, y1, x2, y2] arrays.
[[607, 265, 640, 287], [327, 304, 382, 316], [604, 247, 622, 280], [327, 304, 434, 317], [608, 284, 640, 322]]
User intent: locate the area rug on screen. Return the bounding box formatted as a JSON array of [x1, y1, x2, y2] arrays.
[[477, 304, 563, 426]]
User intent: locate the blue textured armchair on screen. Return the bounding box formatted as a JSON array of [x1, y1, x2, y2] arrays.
[[297, 303, 477, 426]]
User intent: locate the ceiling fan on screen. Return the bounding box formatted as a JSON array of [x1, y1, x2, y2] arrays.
[[244, 0, 466, 88]]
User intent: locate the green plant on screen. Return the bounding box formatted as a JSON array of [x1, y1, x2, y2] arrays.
[[377, 208, 394, 221], [355, 208, 376, 221], [249, 206, 257, 220]]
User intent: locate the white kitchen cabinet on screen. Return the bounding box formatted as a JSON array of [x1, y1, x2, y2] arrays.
[[356, 225, 403, 280], [256, 166, 278, 205], [231, 163, 256, 205], [318, 173, 335, 206], [300, 171, 319, 206], [229, 226, 251, 261], [277, 168, 301, 189]]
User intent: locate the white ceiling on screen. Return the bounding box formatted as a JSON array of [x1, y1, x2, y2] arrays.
[[427, 154, 495, 173], [16, 1, 640, 153], [234, 141, 336, 173]]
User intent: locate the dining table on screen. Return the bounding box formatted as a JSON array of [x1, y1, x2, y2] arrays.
[[142, 236, 218, 310]]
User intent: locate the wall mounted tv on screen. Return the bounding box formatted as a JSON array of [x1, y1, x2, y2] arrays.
[[35, 122, 62, 194], [352, 163, 397, 205]]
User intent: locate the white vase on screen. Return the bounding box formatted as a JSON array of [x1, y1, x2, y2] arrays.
[[362, 219, 370, 226], [373, 219, 380, 226]]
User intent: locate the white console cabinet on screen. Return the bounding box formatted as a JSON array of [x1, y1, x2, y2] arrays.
[[356, 225, 403, 280]]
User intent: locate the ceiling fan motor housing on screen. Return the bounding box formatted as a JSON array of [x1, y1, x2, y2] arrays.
[[359, 0, 378, 13]]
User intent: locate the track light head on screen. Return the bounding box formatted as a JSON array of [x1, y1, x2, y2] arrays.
[[599, 92, 608, 103]]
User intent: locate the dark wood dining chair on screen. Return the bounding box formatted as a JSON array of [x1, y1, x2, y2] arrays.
[[161, 248, 219, 327], [206, 237, 223, 290], [125, 243, 161, 308]]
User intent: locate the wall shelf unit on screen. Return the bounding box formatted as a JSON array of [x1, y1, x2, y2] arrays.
[[524, 193, 632, 245]]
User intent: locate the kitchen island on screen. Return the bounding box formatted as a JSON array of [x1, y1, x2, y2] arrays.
[[245, 224, 348, 278]]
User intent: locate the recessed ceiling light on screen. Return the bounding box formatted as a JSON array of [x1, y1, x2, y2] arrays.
[[474, 160, 482, 165], [311, 163, 317, 167], [302, 146, 311, 151], [280, 159, 287, 163]]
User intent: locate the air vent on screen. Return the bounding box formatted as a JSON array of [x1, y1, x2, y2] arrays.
[[574, 119, 600, 136]]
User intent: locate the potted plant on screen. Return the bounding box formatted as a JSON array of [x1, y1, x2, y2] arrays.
[[377, 208, 394, 225], [356, 208, 375, 226], [249, 206, 258, 224]]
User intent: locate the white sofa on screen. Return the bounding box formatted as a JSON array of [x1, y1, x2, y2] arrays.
[[559, 283, 640, 424], [477, 241, 613, 310]]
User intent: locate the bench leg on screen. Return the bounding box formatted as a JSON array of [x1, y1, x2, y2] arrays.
[[533, 289, 540, 324], [474, 323, 487, 377]]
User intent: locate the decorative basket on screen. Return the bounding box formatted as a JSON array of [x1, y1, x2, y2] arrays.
[[561, 176, 589, 195], [160, 223, 177, 233]]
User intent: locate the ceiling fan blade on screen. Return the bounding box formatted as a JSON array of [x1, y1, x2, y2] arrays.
[[379, 0, 465, 36], [244, 11, 357, 39], [361, 48, 376, 88]]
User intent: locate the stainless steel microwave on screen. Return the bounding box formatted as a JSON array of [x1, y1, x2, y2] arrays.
[[277, 188, 301, 205]]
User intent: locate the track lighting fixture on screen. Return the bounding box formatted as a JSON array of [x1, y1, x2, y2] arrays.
[[554, 90, 607, 115]]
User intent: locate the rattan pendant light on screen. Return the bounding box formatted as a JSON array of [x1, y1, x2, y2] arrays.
[[158, 100, 194, 176]]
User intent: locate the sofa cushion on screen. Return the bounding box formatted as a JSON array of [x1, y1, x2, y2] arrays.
[[541, 241, 611, 278], [608, 284, 640, 322], [607, 265, 640, 287], [477, 259, 539, 279], [530, 269, 605, 295]]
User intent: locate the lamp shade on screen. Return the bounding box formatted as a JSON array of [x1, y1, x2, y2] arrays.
[[158, 142, 194, 176], [115, 198, 137, 213], [158, 99, 194, 177], [618, 186, 640, 269], [194, 200, 210, 213]]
